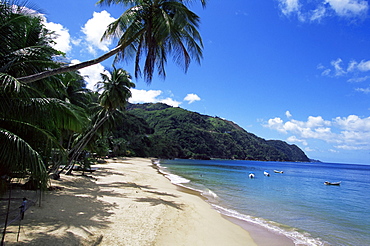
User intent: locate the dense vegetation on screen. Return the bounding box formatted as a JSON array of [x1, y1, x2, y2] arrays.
[[0, 0, 205, 194], [112, 103, 309, 162]]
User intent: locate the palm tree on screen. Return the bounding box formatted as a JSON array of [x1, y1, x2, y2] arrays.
[[0, 2, 86, 190], [0, 2, 63, 78], [64, 67, 135, 174], [58, 71, 93, 110], [17, 0, 205, 84], [0, 73, 85, 190], [98, 67, 135, 110]]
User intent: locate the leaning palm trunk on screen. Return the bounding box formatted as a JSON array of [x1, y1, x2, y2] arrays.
[[61, 112, 110, 175], [62, 66, 135, 175], [16, 45, 124, 84]]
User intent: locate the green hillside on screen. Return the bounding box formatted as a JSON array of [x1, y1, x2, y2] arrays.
[[113, 103, 309, 162]]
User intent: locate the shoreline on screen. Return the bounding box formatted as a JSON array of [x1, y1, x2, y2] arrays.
[[154, 160, 295, 246], [1, 157, 257, 245]]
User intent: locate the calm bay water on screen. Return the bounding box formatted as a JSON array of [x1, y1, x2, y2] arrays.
[[157, 159, 370, 246]]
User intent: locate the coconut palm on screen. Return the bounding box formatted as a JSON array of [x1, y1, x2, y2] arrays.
[[17, 0, 205, 84], [97, 67, 135, 110], [0, 2, 87, 191], [0, 1, 63, 78], [0, 73, 86, 190], [64, 67, 135, 174]]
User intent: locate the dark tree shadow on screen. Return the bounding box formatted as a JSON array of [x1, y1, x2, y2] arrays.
[[0, 177, 119, 245], [135, 197, 183, 210], [145, 190, 178, 197], [1, 165, 184, 245]]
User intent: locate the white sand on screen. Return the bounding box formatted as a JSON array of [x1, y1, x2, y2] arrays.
[[2, 158, 257, 245]]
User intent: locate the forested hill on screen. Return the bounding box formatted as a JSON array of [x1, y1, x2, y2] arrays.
[[116, 103, 309, 162]]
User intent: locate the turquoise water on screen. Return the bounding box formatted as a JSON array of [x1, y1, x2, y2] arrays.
[[157, 159, 370, 246]]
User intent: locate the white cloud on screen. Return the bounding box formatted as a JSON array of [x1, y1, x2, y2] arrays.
[[12, 5, 39, 16], [184, 93, 201, 104], [266, 117, 286, 133], [129, 90, 201, 107], [310, 5, 327, 21], [331, 58, 346, 76], [357, 60, 370, 71], [71, 59, 105, 91], [287, 135, 308, 145], [335, 144, 368, 150], [305, 147, 315, 152], [347, 60, 357, 73], [39, 14, 72, 54], [306, 116, 331, 127], [325, 0, 368, 17], [278, 0, 368, 22], [321, 68, 331, 76], [320, 59, 370, 83], [81, 11, 116, 54], [129, 89, 182, 107], [348, 76, 370, 83], [279, 0, 301, 15], [334, 115, 370, 131], [263, 114, 370, 151], [129, 89, 163, 104], [160, 98, 181, 107], [285, 110, 292, 118], [355, 87, 370, 93], [43, 21, 72, 53]]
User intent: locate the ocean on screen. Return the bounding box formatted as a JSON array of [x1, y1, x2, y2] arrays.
[[156, 159, 370, 246]]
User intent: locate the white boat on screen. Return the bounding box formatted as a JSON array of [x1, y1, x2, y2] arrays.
[[264, 170, 270, 176], [324, 181, 341, 186], [249, 172, 255, 178], [274, 170, 284, 173]]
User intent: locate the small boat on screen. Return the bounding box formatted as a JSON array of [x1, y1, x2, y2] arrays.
[[264, 170, 270, 177], [274, 170, 284, 173], [249, 172, 255, 178], [324, 181, 341, 186]]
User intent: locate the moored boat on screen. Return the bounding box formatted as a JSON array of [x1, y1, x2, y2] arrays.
[[264, 170, 270, 176], [324, 181, 341, 185], [274, 170, 284, 173], [249, 172, 255, 178]]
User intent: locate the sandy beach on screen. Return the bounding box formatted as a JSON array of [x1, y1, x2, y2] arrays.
[[1, 158, 258, 245]]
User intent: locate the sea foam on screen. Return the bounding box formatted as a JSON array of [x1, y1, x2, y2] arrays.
[[156, 162, 190, 184], [211, 204, 329, 246]]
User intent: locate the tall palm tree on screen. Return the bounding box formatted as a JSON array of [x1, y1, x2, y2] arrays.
[[17, 0, 205, 84], [0, 2, 86, 190], [64, 67, 135, 174]]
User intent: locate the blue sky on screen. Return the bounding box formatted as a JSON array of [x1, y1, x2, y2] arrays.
[[33, 0, 370, 164]]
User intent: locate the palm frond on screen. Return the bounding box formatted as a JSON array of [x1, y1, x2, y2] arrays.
[[100, 0, 203, 83], [29, 98, 88, 132], [0, 72, 21, 93], [0, 128, 48, 188]]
